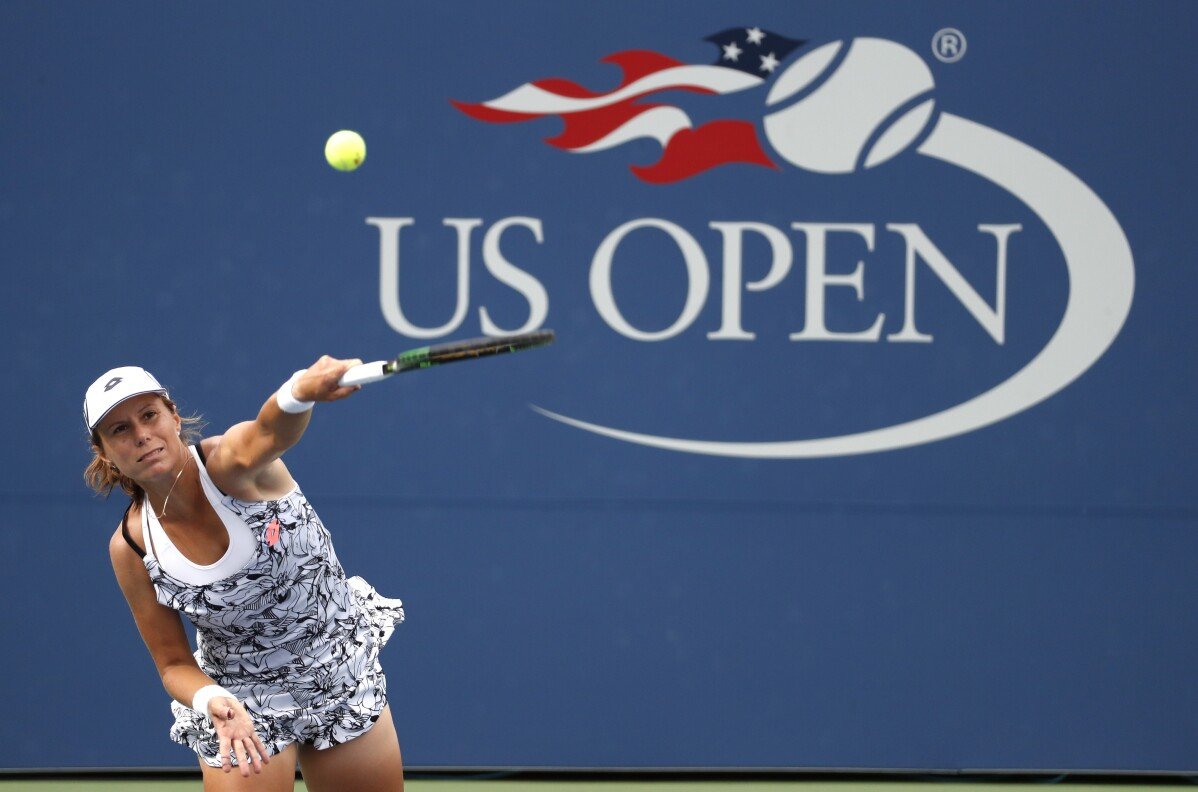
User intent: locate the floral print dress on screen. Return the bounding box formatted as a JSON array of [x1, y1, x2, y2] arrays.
[[139, 446, 404, 766]]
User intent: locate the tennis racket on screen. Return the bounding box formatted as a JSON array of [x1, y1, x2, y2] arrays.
[[338, 330, 555, 387]]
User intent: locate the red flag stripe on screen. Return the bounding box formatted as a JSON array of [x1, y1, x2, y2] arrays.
[[630, 120, 778, 184]]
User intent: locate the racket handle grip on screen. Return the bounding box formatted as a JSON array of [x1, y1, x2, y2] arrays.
[[339, 361, 390, 387]]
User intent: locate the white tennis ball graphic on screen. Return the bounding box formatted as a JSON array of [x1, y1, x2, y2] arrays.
[[763, 38, 937, 174]]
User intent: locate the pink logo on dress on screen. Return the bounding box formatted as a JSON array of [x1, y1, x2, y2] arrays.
[[265, 518, 281, 547]]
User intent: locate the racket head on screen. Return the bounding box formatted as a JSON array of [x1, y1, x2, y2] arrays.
[[386, 329, 555, 374]]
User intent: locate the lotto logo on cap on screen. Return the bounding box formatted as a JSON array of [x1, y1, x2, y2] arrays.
[[84, 366, 168, 431]]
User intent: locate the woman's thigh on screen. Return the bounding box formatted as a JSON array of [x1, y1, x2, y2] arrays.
[[297, 704, 404, 792], [200, 742, 298, 792]]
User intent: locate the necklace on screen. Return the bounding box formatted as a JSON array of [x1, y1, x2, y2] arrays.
[[151, 451, 191, 521]]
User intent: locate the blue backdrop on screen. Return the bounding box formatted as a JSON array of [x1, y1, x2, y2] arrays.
[[2, 0, 1196, 772]]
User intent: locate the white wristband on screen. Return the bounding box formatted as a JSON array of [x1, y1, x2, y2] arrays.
[[192, 684, 235, 718], [276, 369, 314, 414]]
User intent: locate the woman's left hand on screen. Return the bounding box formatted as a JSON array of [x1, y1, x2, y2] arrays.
[[292, 356, 364, 403], [209, 695, 271, 776]]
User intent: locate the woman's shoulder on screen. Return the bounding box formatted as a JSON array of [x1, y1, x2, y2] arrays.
[[108, 500, 146, 561], [199, 434, 298, 503], [198, 435, 223, 461]]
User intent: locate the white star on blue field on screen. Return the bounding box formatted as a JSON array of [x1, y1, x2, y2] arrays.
[[705, 27, 806, 75]]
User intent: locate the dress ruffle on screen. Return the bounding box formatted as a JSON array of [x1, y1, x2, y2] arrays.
[[347, 575, 406, 650]]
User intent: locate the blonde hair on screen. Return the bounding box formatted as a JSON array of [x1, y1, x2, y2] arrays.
[[83, 394, 205, 505]]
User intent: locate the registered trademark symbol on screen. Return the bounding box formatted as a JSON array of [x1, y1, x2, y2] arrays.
[[932, 28, 967, 62]]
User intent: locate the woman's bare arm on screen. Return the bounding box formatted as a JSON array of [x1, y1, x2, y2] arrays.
[[204, 355, 361, 496], [109, 529, 211, 704], [109, 529, 270, 776]]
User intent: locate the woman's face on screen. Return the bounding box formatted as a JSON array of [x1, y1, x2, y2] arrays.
[[95, 393, 184, 482]]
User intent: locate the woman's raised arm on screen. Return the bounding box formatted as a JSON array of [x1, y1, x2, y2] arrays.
[[205, 355, 362, 495]]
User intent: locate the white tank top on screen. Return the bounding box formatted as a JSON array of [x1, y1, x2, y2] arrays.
[[140, 446, 256, 585]]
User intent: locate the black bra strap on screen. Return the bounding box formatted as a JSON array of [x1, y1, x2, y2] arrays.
[[120, 501, 145, 558], [191, 439, 229, 496]]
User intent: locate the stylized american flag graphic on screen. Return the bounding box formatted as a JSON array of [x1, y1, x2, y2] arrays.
[[452, 28, 806, 184]]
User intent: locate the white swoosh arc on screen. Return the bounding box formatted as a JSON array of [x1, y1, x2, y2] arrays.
[[534, 112, 1135, 458]]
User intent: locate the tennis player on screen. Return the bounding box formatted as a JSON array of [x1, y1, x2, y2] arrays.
[[87, 357, 406, 791]]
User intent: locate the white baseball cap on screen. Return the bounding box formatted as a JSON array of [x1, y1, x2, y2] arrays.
[[84, 366, 169, 431]]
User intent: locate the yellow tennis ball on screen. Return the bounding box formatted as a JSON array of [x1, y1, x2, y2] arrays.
[[324, 130, 366, 172]]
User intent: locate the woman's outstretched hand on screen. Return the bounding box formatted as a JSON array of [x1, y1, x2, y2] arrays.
[[294, 356, 364, 403], [210, 695, 272, 776]]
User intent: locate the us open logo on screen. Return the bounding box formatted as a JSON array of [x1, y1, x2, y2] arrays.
[[371, 31, 1134, 458]]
